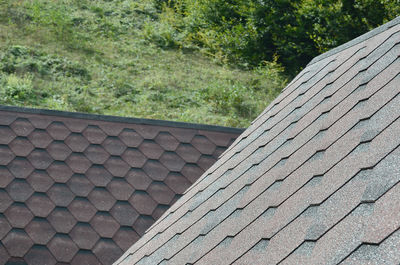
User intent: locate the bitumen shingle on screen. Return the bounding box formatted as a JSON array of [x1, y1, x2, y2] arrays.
[[115, 17, 400, 265], [0, 107, 242, 265]]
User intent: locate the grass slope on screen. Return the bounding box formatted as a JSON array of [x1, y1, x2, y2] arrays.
[[0, 0, 287, 127]]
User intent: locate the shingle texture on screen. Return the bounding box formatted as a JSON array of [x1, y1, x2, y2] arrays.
[[0, 108, 241, 265], [115, 17, 400, 265]]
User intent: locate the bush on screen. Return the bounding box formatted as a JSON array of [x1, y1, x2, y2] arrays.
[[0, 74, 36, 105], [152, 0, 400, 75], [0, 46, 90, 79]]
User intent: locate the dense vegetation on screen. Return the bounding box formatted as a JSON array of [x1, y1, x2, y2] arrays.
[[0, 0, 398, 127], [155, 0, 400, 74]]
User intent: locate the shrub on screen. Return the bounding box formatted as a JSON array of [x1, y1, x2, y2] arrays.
[[0, 46, 90, 79], [0, 74, 36, 105], [152, 0, 400, 75]]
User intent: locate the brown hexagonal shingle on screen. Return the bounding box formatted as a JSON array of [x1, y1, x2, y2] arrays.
[[0, 213, 11, 240], [84, 145, 110, 164], [10, 118, 34, 137], [181, 164, 204, 183], [47, 183, 75, 207], [125, 169, 152, 191], [66, 153, 92, 174], [113, 227, 140, 251], [164, 172, 192, 194], [83, 125, 107, 144], [133, 216, 154, 236], [48, 207, 77, 234], [191, 135, 216, 155], [0, 105, 241, 265], [3, 228, 33, 257], [93, 239, 123, 265], [142, 160, 169, 181], [27, 149, 53, 170], [88, 187, 116, 211], [0, 145, 15, 166], [119, 129, 143, 147], [90, 212, 120, 238], [6, 179, 34, 202], [25, 218, 56, 244], [24, 245, 56, 265], [67, 174, 94, 196], [121, 148, 147, 168], [65, 133, 90, 153], [68, 198, 97, 222], [159, 152, 186, 172], [48, 234, 78, 262], [71, 250, 101, 265], [46, 122, 71, 141], [139, 140, 164, 160], [28, 129, 53, 149], [151, 205, 169, 221], [146, 182, 175, 205], [155, 132, 180, 151], [26, 170, 54, 192], [69, 223, 100, 250], [110, 201, 139, 227], [107, 178, 134, 201], [7, 157, 34, 179], [0, 125, 16, 145], [102, 136, 126, 156], [46, 161, 73, 183], [129, 191, 157, 216], [0, 167, 13, 188], [104, 156, 130, 177], [86, 165, 113, 187], [0, 244, 9, 265], [176, 143, 202, 163], [0, 190, 13, 212], [197, 155, 217, 171], [26, 193, 55, 218], [47, 141, 72, 161]]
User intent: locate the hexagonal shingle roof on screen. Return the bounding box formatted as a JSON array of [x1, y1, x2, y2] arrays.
[[115, 17, 400, 265], [0, 107, 242, 265]]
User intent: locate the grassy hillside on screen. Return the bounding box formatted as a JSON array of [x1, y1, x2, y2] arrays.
[[0, 0, 287, 127]]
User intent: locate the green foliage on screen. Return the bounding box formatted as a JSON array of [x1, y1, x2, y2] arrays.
[[152, 0, 400, 75], [1, 0, 397, 127], [0, 0, 288, 127], [0, 46, 89, 78], [280, 0, 393, 73], [0, 74, 36, 105]]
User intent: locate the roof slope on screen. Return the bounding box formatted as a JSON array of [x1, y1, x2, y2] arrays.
[[116, 17, 400, 265], [0, 106, 242, 265]]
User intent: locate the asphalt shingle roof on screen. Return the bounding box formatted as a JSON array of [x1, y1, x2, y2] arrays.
[[115, 17, 400, 265], [0, 106, 242, 265]]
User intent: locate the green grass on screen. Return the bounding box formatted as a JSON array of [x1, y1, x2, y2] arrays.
[[0, 0, 287, 127]]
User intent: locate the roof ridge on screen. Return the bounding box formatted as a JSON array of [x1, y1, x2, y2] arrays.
[[0, 105, 244, 133]]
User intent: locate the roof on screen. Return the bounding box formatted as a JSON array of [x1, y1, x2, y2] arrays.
[[115, 17, 400, 265], [0, 106, 242, 265]]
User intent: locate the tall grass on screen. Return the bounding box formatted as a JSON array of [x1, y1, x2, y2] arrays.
[[0, 0, 287, 127]]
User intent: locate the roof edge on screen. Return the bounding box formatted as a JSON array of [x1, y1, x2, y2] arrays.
[[307, 16, 400, 66], [0, 105, 245, 133]]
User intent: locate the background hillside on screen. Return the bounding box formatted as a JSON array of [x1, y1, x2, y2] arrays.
[[0, 0, 398, 127]]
